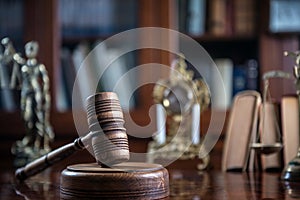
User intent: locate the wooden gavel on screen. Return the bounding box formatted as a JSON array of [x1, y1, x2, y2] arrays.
[[15, 92, 129, 181]]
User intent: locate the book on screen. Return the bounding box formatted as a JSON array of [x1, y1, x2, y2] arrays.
[[232, 65, 247, 97], [56, 63, 69, 111], [208, 0, 232, 35], [177, 0, 188, 33], [232, 59, 259, 98], [92, 40, 136, 111], [208, 0, 226, 35], [71, 41, 94, 109], [245, 59, 258, 90], [233, 0, 256, 35], [269, 0, 300, 33], [211, 58, 233, 110], [59, 0, 137, 38], [58, 39, 137, 111], [0, 0, 24, 43], [56, 48, 79, 111], [222, 90, 261, 171], [281, 96, 300, 166], [0, 58, 18, 112], [186, 0, 206, 36]]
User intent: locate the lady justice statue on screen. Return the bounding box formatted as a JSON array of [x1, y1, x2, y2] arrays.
[[281, 50, 300, 182], [1, 39, 55, 166]]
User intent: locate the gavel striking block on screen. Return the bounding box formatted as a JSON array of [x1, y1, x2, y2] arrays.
[[60, 162, 169, 199], [60, 92, 169, 199], [15, 92, 169, 199], [14, 92, 129, 180]]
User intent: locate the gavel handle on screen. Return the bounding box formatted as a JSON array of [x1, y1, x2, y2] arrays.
[[15, 138, 85, 181]]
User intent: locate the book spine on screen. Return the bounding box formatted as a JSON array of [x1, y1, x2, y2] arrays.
[[208, 0, 232, 35], [186, 0, 206, 36], [177, 0, 188, 33], [211, 58, 233, 110], [232, 59, 259, 98], [246, 59, 259, 90], [60, 0, 137, 38], [233, 0, 256, 35]]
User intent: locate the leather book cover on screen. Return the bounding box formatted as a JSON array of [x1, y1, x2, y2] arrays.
[[281, 96, 300, 166], [222, 91, 261, 171]]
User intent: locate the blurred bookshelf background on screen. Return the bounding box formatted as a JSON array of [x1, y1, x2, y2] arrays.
[[0, 0, 299, 138]]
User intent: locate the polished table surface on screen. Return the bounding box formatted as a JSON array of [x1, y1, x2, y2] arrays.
[[1, 140, 300, 199], [1, 159, 300, 199]]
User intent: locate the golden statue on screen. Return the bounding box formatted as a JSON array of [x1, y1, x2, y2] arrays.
[[149, 54, 210, 170]]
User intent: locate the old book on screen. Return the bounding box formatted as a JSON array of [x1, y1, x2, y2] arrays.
[[71, 41, 94, 109], [208, 0, 228, 35], [92, 40, 136, 111], [233, 0, 256, 35], [178, 0, 188, 32], [211, 58, 233, 110], [59, 0, 137, 37], [222, 90, 261, 171], [281, 96, 300, 166], [186, 0, 206, 36], [56, 48, 78, 111], [232, 65, 247, 97]]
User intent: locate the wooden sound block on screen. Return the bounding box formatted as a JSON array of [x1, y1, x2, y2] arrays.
[[60, 162, 169, 199]]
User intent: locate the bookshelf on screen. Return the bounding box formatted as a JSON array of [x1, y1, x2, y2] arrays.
[[0, 0, 173, 138], [0, 0, 299, 141], [176, 0, 299, 102]]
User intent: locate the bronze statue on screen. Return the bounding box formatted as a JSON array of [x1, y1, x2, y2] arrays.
[[6, 40, 55, 166], [281, 51, 300, 181], [0, 37, 24, 89]]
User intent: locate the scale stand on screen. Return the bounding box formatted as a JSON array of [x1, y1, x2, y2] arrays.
[[251, 71, 288, 162]]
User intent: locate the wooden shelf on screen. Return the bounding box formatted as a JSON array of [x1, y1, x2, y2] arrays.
[[188, 33, 258, 42], [0, 111, 77, 138], [0, 0, 299, 140]]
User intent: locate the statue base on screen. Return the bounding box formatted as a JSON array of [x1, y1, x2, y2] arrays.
[[60, 162, 169, 199], [281, 154, 300, 182], [12, 147, 49, 167]]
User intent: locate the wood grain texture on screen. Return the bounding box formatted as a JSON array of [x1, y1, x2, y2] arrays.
[[86, 93, 129, 166], [60, 162, 169, 199]]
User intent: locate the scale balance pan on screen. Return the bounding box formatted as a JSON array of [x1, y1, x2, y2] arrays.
[[60, 162, 169, 199]]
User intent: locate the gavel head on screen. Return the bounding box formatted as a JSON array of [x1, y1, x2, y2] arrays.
[[86, 92, 129, 166]]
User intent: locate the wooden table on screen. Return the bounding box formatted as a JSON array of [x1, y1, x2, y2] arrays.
[[1, 158, 300, 199], [1, 139, 300, 199]]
